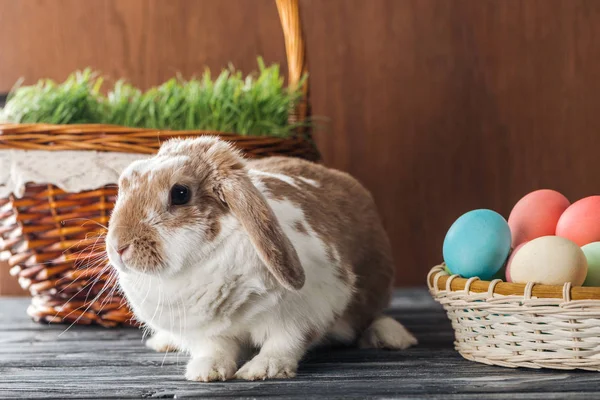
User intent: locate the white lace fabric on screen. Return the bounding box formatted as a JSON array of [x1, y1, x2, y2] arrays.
[[0, 150, 149, 198]]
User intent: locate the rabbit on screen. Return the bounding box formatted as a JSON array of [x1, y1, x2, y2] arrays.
[[106, 136, 417, 382]]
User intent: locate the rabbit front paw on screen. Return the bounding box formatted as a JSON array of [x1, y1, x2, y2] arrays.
[[145, 332, 178, 353], [185, 357, 237, 382], [235, 356, 297, 380]]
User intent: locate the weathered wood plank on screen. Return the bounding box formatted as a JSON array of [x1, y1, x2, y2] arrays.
[[0, 288, 598, 399], [2, 367, 600, 399]]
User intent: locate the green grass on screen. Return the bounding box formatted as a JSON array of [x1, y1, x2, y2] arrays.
[[0, 58, 308, 138]]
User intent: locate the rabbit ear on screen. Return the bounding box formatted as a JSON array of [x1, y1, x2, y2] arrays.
[[220, 173, 305, 291]]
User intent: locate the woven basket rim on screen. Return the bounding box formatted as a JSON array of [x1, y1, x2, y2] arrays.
[[428, 264, 600, 300], [0, 123, 311, 140], [0, 122, 320, 158]]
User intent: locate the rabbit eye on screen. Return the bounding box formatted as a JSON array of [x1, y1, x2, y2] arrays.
[[170, 184, 191, 206]]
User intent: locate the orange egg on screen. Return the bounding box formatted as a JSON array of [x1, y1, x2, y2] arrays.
[[556, 196, 600, 246], [508, 189, 570, 248]]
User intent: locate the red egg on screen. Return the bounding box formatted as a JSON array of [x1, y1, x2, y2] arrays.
[[505, 243, 527, 282], [556, 196, 600, 246], [508, 189, 570, 248]]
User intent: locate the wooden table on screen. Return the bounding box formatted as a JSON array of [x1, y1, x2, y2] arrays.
[[1, 288, 599, 399]]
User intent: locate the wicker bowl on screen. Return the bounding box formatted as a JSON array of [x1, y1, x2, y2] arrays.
[[0, 0, 316, 327], [428, 264, 600, 371]]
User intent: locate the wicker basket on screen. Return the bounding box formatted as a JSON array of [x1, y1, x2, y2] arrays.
[[0, 0, 317, 327], [428, 264, 600, 371]]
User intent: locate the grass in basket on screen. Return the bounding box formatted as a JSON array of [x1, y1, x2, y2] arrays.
[[1, 58, 309, 138], [0, 70, 107, 125]]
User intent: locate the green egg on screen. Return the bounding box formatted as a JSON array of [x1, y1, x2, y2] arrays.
[[582, 242, 600, 286]]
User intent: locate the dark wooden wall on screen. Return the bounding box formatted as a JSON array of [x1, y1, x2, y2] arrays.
[[2, 0, 600, 288]]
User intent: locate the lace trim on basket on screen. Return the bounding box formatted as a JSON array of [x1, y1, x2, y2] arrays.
[[0, 149, 149, 198]]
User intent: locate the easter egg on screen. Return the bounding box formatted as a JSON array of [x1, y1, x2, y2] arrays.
[[582, 242, 600, 287], [508, 189, 570, 248], [505, 242, 527, 282], [443, 209, 512, 280], [556, 196, 600, 246], [509, 236, 587, 286]]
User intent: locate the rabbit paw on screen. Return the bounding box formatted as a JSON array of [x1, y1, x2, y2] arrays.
[[235, 356, 297, 380], [185, 357, 237, 382], [359, 316, 418, 350], [145, 332, 178, 353]]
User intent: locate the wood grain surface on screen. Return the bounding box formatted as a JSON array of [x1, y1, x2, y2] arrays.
[[2, 288, 599, 399], [0, 0, 287, 90], [1, 1, 600, 287]]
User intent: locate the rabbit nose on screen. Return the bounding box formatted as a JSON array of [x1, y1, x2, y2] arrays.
[[117, 244, 131, 257]]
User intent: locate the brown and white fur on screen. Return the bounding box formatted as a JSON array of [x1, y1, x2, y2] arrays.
[[106, 137, 416, 382]]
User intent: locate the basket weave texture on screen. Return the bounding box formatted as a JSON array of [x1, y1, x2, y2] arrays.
[[0, 0, 315, 327], [428, 264, 600, 371]]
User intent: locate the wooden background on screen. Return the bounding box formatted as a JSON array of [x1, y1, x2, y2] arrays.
[[1, 0, 600, 289]]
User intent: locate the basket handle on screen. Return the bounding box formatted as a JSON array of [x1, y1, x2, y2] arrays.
[[275, 0, 309, 125], [276, 0, 306, 91]]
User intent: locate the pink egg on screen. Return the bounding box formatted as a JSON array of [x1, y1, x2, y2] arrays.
[[556, 196, 600, 246], [508, 189, 570, 247], [505, 243, 527, 282]]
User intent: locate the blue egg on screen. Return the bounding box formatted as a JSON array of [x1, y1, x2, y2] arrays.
[[443, 209, 511, 280]]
